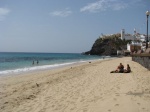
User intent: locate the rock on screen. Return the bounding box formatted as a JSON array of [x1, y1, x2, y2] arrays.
[[83, 34, 129, 56]]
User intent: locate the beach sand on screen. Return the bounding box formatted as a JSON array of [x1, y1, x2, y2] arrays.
[[0, 57, 150, 112]]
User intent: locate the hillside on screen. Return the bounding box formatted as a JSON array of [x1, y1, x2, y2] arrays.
[[84, 34, 131, 56]]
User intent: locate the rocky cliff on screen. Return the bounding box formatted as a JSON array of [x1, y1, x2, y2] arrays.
[[84, 34, 131, 56]]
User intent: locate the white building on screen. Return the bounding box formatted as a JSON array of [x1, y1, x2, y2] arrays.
[[127, 41, 142, 52], [121, 29, 148, 42], [136, 34, 146, 42], [121, 29, 135, 40], [121, 29, 144, 52]]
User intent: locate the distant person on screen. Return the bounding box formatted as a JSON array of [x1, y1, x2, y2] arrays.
[[32, 61, 34, 65], [124, 64, 131, 73], [37, 60, 39, 65], [110, 63, 124, 73]]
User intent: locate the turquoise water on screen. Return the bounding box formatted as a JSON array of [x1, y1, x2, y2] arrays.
[[0, 52, 104, 75]]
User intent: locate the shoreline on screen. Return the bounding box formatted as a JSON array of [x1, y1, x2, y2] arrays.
[[0, 52, 104, 76], [0, 57, 150, 112], [0, 56, 114, 77]]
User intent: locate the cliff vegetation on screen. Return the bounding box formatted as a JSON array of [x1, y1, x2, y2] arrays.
[[84, 33, 131, 56]]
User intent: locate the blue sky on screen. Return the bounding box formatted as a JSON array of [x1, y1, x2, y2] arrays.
[[0, 0, 149, 53]]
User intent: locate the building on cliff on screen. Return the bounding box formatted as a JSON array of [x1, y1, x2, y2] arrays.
[[121, 29, 135, 40], [120, 29, 149, 52], [127, 41, 142, 52], [120, 29, 148, 42]]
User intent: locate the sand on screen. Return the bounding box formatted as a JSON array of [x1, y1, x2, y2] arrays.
[[0, 57, 150, 112]]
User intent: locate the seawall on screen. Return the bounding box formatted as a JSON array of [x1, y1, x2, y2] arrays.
[[132, 53, 150, 70]]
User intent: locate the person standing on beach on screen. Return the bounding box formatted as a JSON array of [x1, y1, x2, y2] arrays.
[[32, 61, 34, 65], [37, 60, 39, 65]]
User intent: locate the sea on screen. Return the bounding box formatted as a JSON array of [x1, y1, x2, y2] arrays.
[[0, 52, 110, 76]]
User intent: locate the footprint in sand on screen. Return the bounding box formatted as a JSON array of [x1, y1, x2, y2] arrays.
[[117, 87, 120, 89], [113, 98, 117, 101], [137, 103, 140, 105], [51, 105, 55, 108], [115, 104, 119, 106], [116, 94, 120, 96], [142, 108, 145, 110]]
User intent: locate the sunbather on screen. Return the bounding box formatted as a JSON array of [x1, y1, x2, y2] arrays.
[[110, 63, 124, 73], [124, 64, 131, 73]]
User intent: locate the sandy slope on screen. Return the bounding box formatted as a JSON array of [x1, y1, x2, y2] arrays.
[[0, 57, 150, 112]]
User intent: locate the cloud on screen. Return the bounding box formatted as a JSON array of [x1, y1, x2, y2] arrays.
[[50, 8, 72, 17], [80, 0, 128, 13], [0, 8, 10, 21]]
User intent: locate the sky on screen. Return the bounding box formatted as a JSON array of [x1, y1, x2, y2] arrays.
[[0, 0, 150, 53]]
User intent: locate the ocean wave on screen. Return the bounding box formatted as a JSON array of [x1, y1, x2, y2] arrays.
[[0, 56, 113, 76], [0, 61, 84, 76]]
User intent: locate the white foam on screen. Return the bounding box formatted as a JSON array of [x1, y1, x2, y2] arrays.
[[0, 61, 80, 76], [0, 57, 114, 76]]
